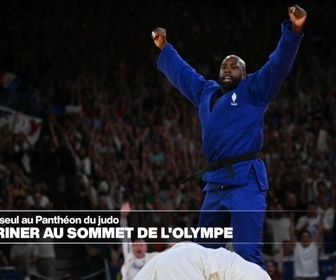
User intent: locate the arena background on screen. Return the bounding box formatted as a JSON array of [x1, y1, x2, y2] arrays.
[[1, 1, 336, 279]]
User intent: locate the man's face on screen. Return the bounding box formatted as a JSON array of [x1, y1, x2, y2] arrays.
[[307, 203, 317, 216], [219, 55, 246, 92], [133, 240, 147, 258], [300, 232, 311, 247]]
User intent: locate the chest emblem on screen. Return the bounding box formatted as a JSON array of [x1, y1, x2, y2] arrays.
[[231, 92, 237, 106]]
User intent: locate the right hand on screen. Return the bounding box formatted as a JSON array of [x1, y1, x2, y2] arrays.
[[151, 27, 167, 50]]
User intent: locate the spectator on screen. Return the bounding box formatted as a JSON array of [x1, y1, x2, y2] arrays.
[[120, 202, 159, 280], [0, 248, 9, 266], [290, 211, 323, 280], [85, 243, 110, 279], [295, 201, 320, 241], [9, 243, 39, 278], [283, 191, 306, 224], [35, 226, 57, 279], [326, 262, 336, 280], [265, 259, 282, 280], [318, 194, 336, 254], [7, 172, 31, 209], [265, 201, 291, 256], [26, 182, 52, 210], [272, 240, 293, 280]]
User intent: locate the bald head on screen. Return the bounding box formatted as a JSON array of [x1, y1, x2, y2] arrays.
[[222, 55, 246, 72]]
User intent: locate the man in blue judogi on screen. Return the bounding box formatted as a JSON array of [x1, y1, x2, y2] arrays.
[[152, 4, 307, 269]]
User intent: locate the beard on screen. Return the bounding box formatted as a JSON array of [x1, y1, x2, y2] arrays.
[[220, 75, 243, 92]]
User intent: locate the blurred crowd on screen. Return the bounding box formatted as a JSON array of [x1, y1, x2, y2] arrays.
[[0, 1, 336, 279]]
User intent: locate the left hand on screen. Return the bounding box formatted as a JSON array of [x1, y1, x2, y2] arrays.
[[121, 202, 131, 218], [288, 4, 307, 32]]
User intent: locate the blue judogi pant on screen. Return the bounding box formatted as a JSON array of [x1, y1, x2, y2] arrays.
[[195, 168, 267, 269]]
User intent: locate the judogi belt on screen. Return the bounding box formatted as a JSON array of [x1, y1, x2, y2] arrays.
[[179, 152, 259, 184]]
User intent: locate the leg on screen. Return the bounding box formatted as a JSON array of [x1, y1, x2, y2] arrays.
[[194, 188, 231, 248], [231, 202, 266, 269], [227, 173, 267, 269]]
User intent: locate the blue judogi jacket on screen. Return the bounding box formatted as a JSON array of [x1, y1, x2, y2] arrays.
[[157, 20, 304, 190]]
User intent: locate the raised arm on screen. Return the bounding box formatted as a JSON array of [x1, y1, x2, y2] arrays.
[[290, 212, 298, 243], [120, 202, 132, 259], [315, 211, 324, 249]]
